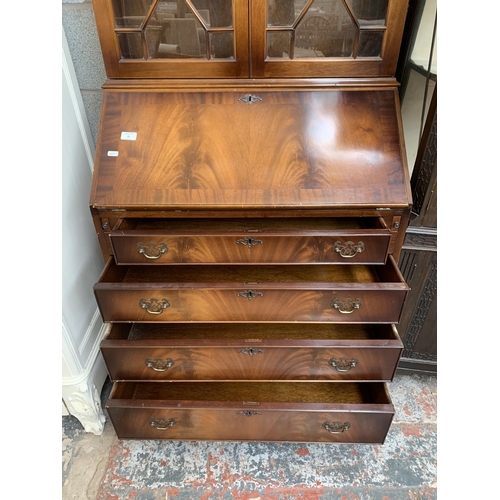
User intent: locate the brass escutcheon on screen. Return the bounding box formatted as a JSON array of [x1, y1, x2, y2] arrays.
[[237, 290, 263, 300], [236, 236, 263, 248], [239, 348, 264, 356], [237, 410, 262, 417], [238, 94, 262, 105]]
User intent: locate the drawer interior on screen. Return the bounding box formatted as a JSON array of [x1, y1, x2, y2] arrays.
[[114, 217, 388, 233], [98, 261, 403, 285], [106, 323, 400, 341], [110, 381, 391, 405]]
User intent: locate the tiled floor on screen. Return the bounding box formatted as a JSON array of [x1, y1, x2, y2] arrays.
[[62, 373, 437, 500]]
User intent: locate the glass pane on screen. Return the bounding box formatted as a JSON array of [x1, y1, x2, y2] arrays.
[[155, 2, 177, 21], [118, 26, 161, 59], [294, 2, 356, 58], [115, 0, 235, 60], [348, 0, 388, 27], [210, 32, 234, 59], [186, 10, 211, 26], [113, 0, 156, 28], [357, 30, 384, 57], [145, 24, 163, 58], [117, 32, 145, 59], [266, 0, 391, 59], [174, 0, 233, 28], [159, 18, 206, 57], [267, 31, 292, 58], [268, 0, 301, 27]]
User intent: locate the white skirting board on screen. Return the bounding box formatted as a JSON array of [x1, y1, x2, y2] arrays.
[[62, 321, 109, 434]]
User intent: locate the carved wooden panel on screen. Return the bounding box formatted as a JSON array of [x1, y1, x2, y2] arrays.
[[398, 83, 437, 375], [397, 236, 437, 374]]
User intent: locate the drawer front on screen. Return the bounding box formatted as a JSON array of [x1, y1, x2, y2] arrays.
[[107, 406, 393, 443], [95, 288, 406, 323], [101, 345, 401, 382], [110, 234, 390, 265]]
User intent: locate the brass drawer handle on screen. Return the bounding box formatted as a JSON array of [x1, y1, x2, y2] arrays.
[[239, 348, 263, 356], [333, 241, 365, 258], [331, 298, 362, 314], [136, 242, 168, 259], [145, 357, 175, 372], [237, 290, 263, 300], [237, 410, 262, 417], [329, 357, 358, 372], [149, 418, 176, 430], [237, 237, 263, 248], [323, 421, 351, 434], [139, 298, 170, 315]]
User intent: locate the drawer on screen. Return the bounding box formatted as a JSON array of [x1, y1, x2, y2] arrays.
[[94, 256, 408, 323], [106, 382, 394, 443], [109, 218, 391, 265], [101, 323, 403, 382]]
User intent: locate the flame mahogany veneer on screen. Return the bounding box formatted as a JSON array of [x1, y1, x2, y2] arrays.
[[89, 0, 412, 444]]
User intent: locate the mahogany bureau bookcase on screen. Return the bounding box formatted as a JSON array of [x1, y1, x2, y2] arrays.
[[89, 0, 412, 443]]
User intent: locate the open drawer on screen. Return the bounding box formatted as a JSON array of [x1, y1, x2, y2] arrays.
[[101, 323, 403, 382], [106, 381, 395, 443], [109, 217, 392, 265], [93, 256, 408, 323]]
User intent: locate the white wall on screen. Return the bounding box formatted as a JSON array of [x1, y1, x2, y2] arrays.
[[62, 27, 108, 433]]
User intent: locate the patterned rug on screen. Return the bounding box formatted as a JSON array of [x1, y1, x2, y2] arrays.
[[91, 374, 437, 500]]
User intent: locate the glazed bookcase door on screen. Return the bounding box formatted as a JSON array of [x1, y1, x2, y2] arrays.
[[92, 0, 250, 78], [250, 0, 408, 78]]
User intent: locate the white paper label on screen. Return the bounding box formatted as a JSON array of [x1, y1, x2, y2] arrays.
[[107, 151, 119, 156], [120, 132, 137, 140]]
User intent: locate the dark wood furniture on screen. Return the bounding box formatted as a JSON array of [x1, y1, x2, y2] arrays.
[[395, 0, 436, 374], [90, 0, 411, 443], [397, 85, 436, 374]]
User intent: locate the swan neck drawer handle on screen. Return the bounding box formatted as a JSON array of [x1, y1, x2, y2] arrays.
[[139, 298, 170, 314], [237, 237, 263, 248], [145, 357, 175, 371], [333, 241, 365, 258], [331, 298, 362, 314], [136, 242, 168, 259], [323, 421, 351, 434], [149, 418, 176, 430], [329, 357, 358, 372]]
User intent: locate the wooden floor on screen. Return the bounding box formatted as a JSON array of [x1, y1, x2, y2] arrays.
[[63, 373, 437, 499]]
